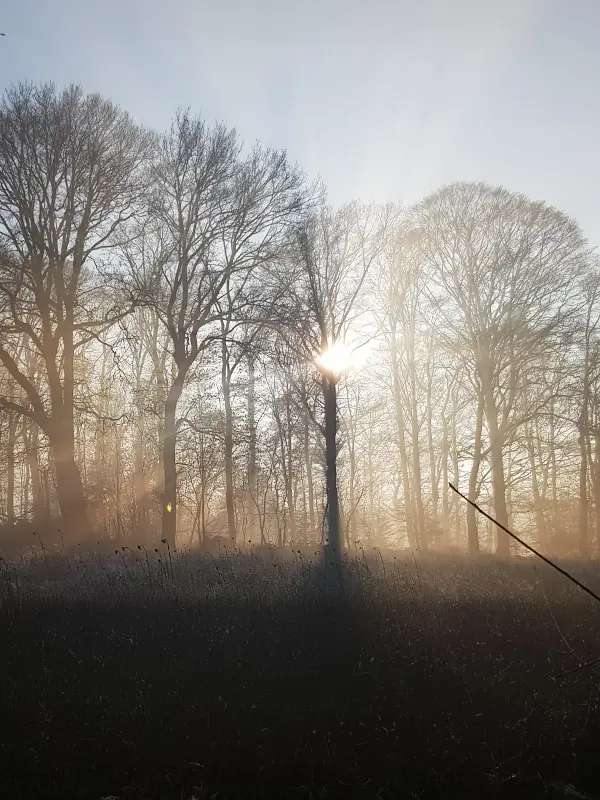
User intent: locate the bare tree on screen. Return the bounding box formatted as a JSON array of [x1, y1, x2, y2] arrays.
[[416, 182, 590, 555], [0, 83, 151, 540], [373, 218, 429, 547], [288, 203, 388, 568], [574, 272, 600, 556], [130, 111, 305, 546]]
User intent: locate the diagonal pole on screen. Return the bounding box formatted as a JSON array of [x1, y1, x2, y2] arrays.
[[449, 482, 600, 607]]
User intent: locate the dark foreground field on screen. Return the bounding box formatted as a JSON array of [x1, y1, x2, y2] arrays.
[[1, 547, 600, 799]]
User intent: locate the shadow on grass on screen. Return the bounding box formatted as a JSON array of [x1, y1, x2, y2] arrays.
[[1, 551, 600, 799]]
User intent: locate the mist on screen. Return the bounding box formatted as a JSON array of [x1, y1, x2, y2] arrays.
[[0, 95, 595, 561]]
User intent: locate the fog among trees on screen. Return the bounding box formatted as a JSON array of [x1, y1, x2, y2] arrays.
[[0, 81, 598, 559]]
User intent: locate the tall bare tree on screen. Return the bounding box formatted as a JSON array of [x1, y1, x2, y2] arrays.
[[416, 182, 590, 555], [289, 202, 388, 567], [131, 111, 305, 546], [0, 83, 151, 539]]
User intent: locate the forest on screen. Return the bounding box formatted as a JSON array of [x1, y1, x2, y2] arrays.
[[0, 81, 597, 560], [3, 81, 600, 800]]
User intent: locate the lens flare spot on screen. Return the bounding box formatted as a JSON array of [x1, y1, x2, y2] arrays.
[[316, 340, 352, 375]]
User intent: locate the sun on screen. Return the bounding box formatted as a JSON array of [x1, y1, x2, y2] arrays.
[[316, 340, 352, 375]]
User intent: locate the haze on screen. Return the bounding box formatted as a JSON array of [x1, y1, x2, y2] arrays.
[[2, 0, 600, 242]]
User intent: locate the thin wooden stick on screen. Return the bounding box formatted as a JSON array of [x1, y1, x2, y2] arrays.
[[449, 482, 600, 606]]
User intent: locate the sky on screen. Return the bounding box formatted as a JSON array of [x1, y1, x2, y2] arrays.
[[1, 0, 599, 244]]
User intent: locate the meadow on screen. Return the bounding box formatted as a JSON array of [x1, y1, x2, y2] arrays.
[[1, 545, 600, 799]]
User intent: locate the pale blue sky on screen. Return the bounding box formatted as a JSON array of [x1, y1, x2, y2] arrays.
[[1, 0, 599, 242]]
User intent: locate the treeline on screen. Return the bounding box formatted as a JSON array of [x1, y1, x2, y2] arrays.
[[0, 82, 597, 557]]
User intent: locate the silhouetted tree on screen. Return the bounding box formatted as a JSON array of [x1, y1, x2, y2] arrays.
[[0, 83, 151, 540]]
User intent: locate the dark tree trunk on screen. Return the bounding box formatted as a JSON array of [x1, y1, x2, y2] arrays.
[[549, 398, 558, 545], [482, 380, 510, 556], [285, 397, 296, 543], [490, 445, 510, 555], [275, 476, 283, 547], [49, 414, 89, 542], [408, 347, 424, 547], [162, 381, 183, 549], [6, 411, 15, 525], [487, 422, 510, 556], [466, 395, 484, 554], [579, 420, 589, 557], [115, 426, 122, 543], [348, 449, 357, 550], [594, 432, 600, 557], [53, 320, 90, 541], [199, 433, 207, 547], [527, 426, 546, 549], [247, 354, 257, 543], [323, 377, 341, 568], [27, 421, 45, 520], [452, 401, 461, 542], [391, 333, 414, 547], [134, 396, 148, 537], [222, 336, 236, 546], [134, 430, 147, 536], [441, 418, 449, 533], [427, 415, 438, 520], [304, 413, 315, 534], [411, 402, 425, 547]]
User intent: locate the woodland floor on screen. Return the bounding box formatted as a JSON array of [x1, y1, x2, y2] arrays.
[[1, 547, 600, 799]]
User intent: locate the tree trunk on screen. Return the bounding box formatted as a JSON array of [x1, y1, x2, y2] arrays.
[[285, 397, 296, 543], [367, 413, 375, 540], [323, 376, 341, 568], [304, 413, 315, 534], [391, 333, 414, 546], [115, 425, 122, 543], [51, 321, 90, 541], [506, 444, 514, 532], [274, 476, 283, 547], [6, 411, 15, 525], [579, 420, 589, 557], [94, 349, 107, 533], [527, 426, 546, 548], [466, 396, 483, 554], [452, 398, 461, 542], [162, 381, 183, 549], [348, 441, 357, 550], [441, 418, 449, 533], [199, 432, 207, 547], [426, 349, 438, 520], [134, 432, 146, 538], [95, 418, 107, 534], [548, 392, 559, 546], [593, 431, 600, 556], [27, 421, 44, 520], [410, 372, 425, 547], [23, 435, 30, 522], [134, 400, 147, 538], [247, 353, 257, 543], [49, 413, 89, 542], [485, 410, 510, 555], [221, 337, 237, 546]]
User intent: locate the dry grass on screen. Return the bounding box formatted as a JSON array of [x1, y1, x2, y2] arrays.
[[1, 547, 600, 799]]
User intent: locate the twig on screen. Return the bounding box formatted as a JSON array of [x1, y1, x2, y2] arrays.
[[555, 656, 600, 681]]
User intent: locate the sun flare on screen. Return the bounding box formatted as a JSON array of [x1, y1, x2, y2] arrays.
[[316, 340, 352, 375]]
